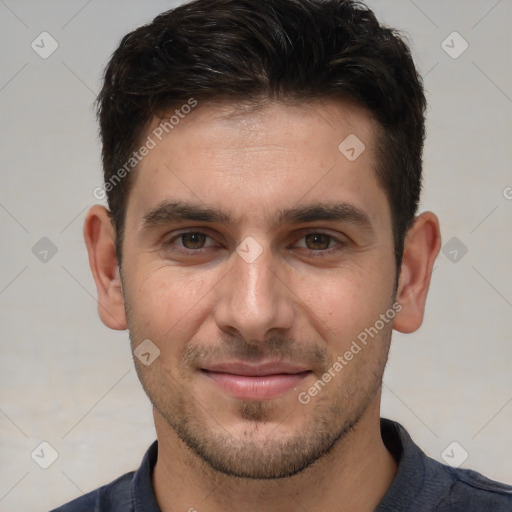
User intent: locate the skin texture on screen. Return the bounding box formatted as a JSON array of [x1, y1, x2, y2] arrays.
[[84, 99, 441, 511]]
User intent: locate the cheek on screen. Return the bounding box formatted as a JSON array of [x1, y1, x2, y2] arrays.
[[127, 267, 212, 352], [293, 266, 394, 346]]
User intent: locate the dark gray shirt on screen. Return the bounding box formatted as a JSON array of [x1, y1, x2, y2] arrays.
[[50, 418, 512, 511]]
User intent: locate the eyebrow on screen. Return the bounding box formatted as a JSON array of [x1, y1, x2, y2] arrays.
[[141, 200, 374, 233]]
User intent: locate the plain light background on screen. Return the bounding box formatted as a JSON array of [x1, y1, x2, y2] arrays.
[[0, 0, 511, 510]]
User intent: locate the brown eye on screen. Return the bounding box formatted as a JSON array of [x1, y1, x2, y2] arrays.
[[180, 232, 208, 249], [304, 233, 332, 250]]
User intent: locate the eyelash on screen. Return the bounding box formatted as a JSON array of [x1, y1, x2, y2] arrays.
[[162, 230, 348, 257]]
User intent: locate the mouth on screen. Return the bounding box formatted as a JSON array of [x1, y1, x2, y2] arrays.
[[200, 361, 312, 400]]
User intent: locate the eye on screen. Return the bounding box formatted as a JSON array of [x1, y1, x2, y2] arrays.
[[180, 232, 209, 249], [164, 231, 216, 252], [293, 232, 346, 254], [303, 233, 332, 250], [161, 230, 347, 257]]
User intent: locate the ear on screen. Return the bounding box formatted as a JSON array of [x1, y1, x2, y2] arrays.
[[393, 211, 441, 334], [83, 205, 127, 330]]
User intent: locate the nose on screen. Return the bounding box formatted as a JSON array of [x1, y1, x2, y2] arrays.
[[212, 241, 295, 344]]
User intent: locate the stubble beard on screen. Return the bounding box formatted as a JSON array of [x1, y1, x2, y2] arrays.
[[132, 330, 391, 480]]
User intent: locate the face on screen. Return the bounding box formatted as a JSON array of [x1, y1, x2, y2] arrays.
[[119, 99, 398, 479]]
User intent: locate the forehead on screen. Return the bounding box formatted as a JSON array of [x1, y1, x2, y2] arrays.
[[125, 98, 390, 232]]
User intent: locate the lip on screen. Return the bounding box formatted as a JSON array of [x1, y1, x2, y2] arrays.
[[202, 361, 310, 376], [201, 361, 312, 400]]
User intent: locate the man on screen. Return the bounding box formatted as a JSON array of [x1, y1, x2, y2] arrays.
[[52, 0, 512, 510]]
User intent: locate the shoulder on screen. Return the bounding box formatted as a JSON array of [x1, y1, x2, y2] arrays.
[[48, 471, 134, 512], [48, 440, 159, 512], [379, 419, 512, 512], [433, 462, 512, 511]]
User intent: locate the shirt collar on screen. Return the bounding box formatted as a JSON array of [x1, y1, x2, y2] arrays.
[[376, 418, 427, 511], [131, 440, 161, 512]]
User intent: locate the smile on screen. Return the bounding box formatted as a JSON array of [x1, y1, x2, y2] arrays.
[[200, 362, 312, 400]]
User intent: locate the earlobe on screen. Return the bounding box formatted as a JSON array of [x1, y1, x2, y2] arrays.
[[393, 212, 441, 334], [83, 205, 127, 330]]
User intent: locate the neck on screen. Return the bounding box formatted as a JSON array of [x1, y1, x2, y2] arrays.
[[152, 399, 397, 512]]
